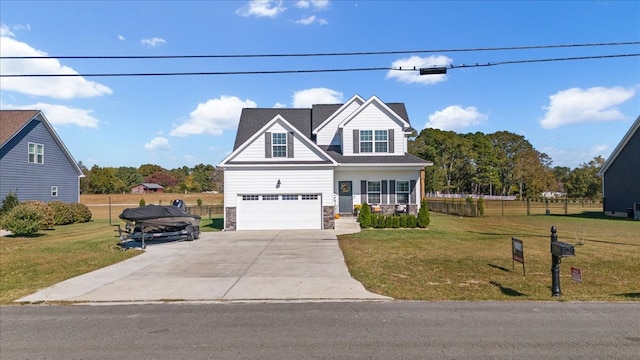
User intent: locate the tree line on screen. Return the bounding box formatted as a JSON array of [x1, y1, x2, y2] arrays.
[[79, 163, 223, 194], [79, 129, 604, 199], [409, 128, 604, 199]]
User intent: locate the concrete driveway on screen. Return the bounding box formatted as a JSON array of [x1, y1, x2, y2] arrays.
[[18, 219, 389, 303]]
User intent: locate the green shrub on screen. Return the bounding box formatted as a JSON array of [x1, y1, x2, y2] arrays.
[[21, 200, 55, 229], [1, 191, 19, 216], [407, 215, 418, 228], [358, 203, 371, 228], [466, 196, 474, 205], [370, 213, 381, 228], [69, 203, 92, 223], [399, 215, 408, 228], [417, 200, 430, 228], [48, 201, 74, 225], [197, 198, 203, 207], [139, 198, 146, 207], [478, 197, 485, 216], [1, 203, 43, 236]]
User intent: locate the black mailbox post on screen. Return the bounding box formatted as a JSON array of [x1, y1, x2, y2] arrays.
[[550, 226, 576, 297]]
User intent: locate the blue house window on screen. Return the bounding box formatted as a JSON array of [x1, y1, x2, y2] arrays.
[[28, 142, 44, 164]]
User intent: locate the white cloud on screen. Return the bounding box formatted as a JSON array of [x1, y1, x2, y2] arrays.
[[118, 34, 126, 41], [141, 37, 166, 47], [295, 0, 330, 10], [236, 0, 286, 18], [292, 88, 343, 107], [0, 33, 113, 99], [424, 105, 487, 131], [0, 23, 15, 37], [386, 55, 452, 85], [5, 103, 100, 128], [539, 86, 636, 129], [295, 15, 327, 25], [170, 95, 257, 136], [144, 137, 170, 151], [273, 102, 287, 108]]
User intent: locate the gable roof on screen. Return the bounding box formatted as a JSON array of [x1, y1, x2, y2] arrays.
[[0, 109, 84, 176], [338, 95, 411, 130], [312, 94, 366, 135], [221, 114, 336, 166], [138, 183, 164, 189], [233, 108, 311, 150], [0, 110, 40, 146], [598, 114, 640, 176]]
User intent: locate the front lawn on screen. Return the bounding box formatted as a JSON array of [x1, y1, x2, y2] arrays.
[[0, 220, 141, 304], [338, 212, 640, 301]]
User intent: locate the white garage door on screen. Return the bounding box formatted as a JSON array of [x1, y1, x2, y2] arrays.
[[236, 194, 322, 230]]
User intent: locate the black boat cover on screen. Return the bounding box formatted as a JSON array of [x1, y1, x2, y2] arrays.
[[119, 204, 201, 221]]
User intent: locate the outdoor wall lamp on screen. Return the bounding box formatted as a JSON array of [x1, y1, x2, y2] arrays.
[[276, 179, 281, 188]]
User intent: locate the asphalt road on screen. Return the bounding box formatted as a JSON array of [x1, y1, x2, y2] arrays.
[[2, 302, 638, 359]]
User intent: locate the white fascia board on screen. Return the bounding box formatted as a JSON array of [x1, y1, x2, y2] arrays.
[[312, 94, 365, 135], [219, 114, 337, 166], [338, 95, 411, 130]]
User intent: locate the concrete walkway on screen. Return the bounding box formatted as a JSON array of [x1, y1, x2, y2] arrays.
[[18, 217, 389, 303]]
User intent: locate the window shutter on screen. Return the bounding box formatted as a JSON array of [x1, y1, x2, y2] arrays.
[[389, 180, 396, 204], [287, 132, 294, 158], [265, 132, 272, 158], [353, 129, 359, 154], [381, 180, 388, 205], [388, 129, 394, 153], [361, 180, 367, 204], [410, 180, 417, 204]]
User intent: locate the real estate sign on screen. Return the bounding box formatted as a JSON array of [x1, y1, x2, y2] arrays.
[[512, 238, 525, 275]]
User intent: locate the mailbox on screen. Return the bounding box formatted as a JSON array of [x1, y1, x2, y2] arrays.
[[551, 241, 575, 257]]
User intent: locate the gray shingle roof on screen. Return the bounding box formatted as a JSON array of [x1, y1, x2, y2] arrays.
[[234, 108, 312, 150], [323, 146, 431, 165]]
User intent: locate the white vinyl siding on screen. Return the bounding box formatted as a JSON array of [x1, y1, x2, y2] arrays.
[[341, 103, 404, 156], [315, 99, 364, 146], [223, 167, 334, 208], [231, 123, 325, 162]]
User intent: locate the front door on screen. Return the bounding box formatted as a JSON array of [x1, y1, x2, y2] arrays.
[[338, 181, 353, 214]]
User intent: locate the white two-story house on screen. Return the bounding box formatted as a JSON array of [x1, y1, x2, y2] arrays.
[[218, 94, 432, 231]]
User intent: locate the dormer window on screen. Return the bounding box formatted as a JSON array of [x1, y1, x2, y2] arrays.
[[272, 133, 287, 158], [359, 130, 388, 153]]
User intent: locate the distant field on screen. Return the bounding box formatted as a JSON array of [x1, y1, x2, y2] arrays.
[[81, 193, 223, 221]]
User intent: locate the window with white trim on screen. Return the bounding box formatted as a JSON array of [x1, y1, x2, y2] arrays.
[[272, 133, 287, 158], [262, 195, 279, 200], [28, 142, 44, 164], [360, 130, 388, 153], [396, 181, 409, 204], [301, 194, 318, 200], [51, 186, 58, 197], [367, 181, 381, 204], [242, 195, 259, 201], [282, 194, 298, 200], [360, 130, 373, 153], [374, 130, 388, 152]]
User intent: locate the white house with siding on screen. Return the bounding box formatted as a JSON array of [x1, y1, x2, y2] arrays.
[[218, 95, 432, 231]]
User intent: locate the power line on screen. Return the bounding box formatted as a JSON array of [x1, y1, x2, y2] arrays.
[[1, 53, 638, 78], [1, 41, 638, 60]]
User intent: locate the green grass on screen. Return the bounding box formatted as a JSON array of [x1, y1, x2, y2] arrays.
[[338, 212, 640, 301], [0, 220, 141, 304]]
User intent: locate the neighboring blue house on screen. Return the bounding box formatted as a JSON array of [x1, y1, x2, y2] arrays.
[[0, 110, 84, 203], [598, 115, 640, 219]]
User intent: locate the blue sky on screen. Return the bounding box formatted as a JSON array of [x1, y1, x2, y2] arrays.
[[1, 0, 639, 170]]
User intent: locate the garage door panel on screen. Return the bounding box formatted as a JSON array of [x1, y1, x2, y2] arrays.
[[237, 194, 321, 230]]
